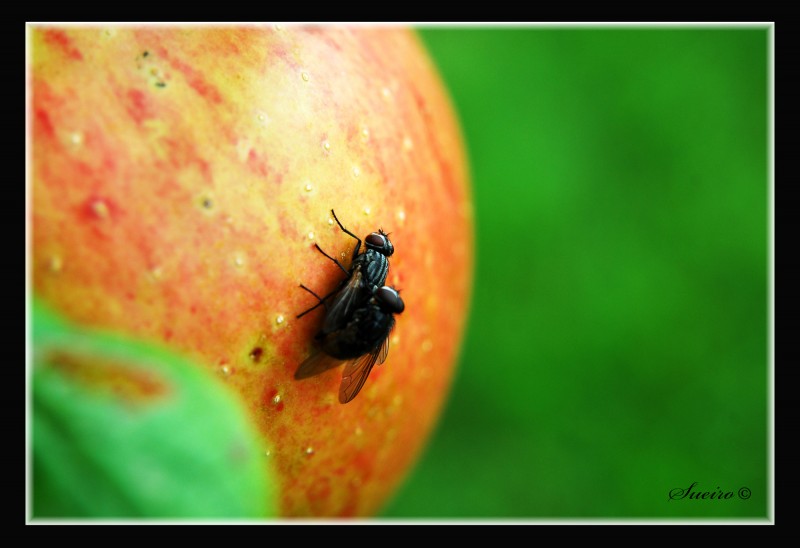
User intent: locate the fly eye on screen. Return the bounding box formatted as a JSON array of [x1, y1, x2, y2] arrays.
[[376, 286, 404, 314], [365, 232, 394, 256], [365, 233, 386, 247]]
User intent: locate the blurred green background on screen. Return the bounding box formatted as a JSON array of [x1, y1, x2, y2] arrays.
[[383, 27, 769, 519]]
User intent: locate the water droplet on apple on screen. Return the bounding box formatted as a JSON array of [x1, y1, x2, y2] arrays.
[[308, 231, 315, 240], [255, 111, 270, 126], [351, 165, 361, 178], [234, 254, 245, 267], [304, 182, 313, 192], [305, 446, 314, 456], [220, 364, 231, 376], [396, 209, 406, 224], [272, 394, 282, 405], [48, 255, 63, 273], [275, 314, 285, 325], [301, 71, 310, 82], [328, 217, 335, 226], [361, 127, 370, 141], [90, 199, 109, 219], [363, 206, 371, 216], [322, 140, 331, 152]]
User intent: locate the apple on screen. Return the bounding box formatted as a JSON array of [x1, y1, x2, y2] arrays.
[[30, 25, 472, 517]]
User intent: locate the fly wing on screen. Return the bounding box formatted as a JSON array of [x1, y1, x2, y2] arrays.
[[338, 347, 381, 404], [321, 270, 365, 334], [377, 317, 395, 365], [294, 349, 345, 380]]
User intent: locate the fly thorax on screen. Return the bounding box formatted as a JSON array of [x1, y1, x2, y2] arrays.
[[360, 250, 389, 289]]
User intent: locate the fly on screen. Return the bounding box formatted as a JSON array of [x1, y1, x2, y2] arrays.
[[295, 286, 405, 403], [295, 210, 403, 403], [296, 209, 394, 335]]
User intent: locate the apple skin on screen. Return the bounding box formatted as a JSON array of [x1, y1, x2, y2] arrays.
[[31, 25, 472, 517]]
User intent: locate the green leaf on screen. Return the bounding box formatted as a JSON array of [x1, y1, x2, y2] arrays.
[[31, 300, 277, 519]]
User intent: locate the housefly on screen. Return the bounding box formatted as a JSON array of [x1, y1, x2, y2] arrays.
[[296, 209, 394, 334], [295, 286, 405, 403], [295, 210, 402, 403]]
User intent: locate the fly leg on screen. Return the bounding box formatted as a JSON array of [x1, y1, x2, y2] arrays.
[[313, 243, 350, 277], [331, 209, 363, 262], [297, 209, 362, 319], [296, 284, 340, 318]]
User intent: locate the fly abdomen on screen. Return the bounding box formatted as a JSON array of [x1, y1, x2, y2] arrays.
[[320, 303, 391, 359]]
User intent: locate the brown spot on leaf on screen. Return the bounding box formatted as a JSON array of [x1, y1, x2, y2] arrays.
[[46, 351, 171, 405]]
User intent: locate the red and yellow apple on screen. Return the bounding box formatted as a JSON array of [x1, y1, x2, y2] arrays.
[[30, 25, 472, 517]]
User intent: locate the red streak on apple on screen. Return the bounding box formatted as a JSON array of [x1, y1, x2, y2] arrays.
[[31, 25, 473, 517], [42, 29, 84, 61]]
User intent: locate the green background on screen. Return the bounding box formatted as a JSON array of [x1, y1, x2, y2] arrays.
[[383, 27, 769, 519]]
